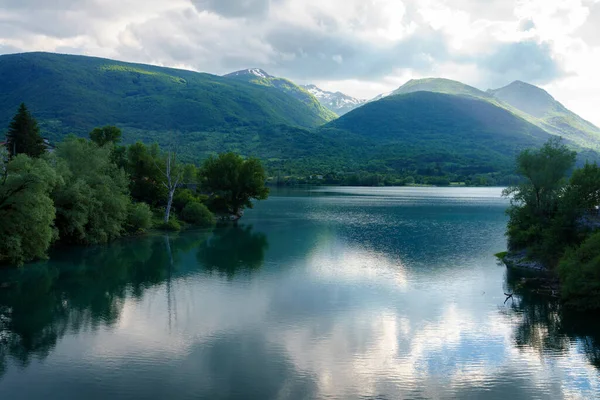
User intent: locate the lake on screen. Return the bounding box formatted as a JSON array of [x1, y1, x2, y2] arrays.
[[1, 187, 599, 399]]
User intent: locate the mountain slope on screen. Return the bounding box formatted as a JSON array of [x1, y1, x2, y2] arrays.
[[0, 53, 334, 140], [390, 78, 488, 99], [371, 77, 600, 149], [488, 81, 600, 148], [301, 84, 366, 116], [324, 91, 557, 173], [224, 69, 337, 122]]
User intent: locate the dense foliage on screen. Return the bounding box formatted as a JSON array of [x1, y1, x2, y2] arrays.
[[0, 106, 269, 266], [0, 155, 58, 265], [202, 153, 270, 217], [504, 139, 600, 309]]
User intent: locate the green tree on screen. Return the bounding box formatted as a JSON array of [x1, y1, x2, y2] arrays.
[[181, 202, 215, 227], [563, 163, 600, 212], [5, 103, 45, 158], [201, 152, 269, 218], [503, 139, 577, 260], [0, 155, 58, 265], [118, 142, 167, 207], [52, 138, 130, 245], [559, 232, 600, 309], [89, 126, 122, 147], [126, 202, 153, 233]]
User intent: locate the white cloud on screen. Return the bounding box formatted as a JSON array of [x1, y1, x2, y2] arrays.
[[1, 0, 599, 124]]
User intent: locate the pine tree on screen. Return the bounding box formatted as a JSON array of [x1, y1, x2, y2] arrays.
[[6, 103, 45, 158]]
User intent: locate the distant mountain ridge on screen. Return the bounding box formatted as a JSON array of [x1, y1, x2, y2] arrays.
[[224, 69, 337, 122], [300, 84, 366, 116], [366, 78, 600, 149], [488, 81, 600, 148], [0, 53, 336, 141]]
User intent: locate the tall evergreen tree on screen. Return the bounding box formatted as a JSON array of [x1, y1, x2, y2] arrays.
[[5, 103, 45, 158]]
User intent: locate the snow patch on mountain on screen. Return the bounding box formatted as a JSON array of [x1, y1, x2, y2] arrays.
[[301, 84, 366, 116]]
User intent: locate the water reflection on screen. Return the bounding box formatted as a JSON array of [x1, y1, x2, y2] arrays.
[[503, 268, 600, 370], [1, 188, 600, 399], [0, 226, 268, 380], [197, 225, 268, 278]]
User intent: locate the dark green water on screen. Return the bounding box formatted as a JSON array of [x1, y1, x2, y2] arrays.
[[1, 187, 600, 399]]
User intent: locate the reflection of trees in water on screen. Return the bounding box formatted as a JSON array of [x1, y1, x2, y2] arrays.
[[0, 231, 211, 378], [503, 268, 600, 369], [197, 225, 268, 279]]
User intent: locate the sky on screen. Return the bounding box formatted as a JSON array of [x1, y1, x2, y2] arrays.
[[1, 0, 600, 125]]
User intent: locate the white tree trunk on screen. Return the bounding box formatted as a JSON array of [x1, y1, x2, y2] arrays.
[[164, 188, 175, 223], [158, 148, 182, 224]]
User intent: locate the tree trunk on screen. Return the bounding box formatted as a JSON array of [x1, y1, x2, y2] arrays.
[[164, 188, 175, 223]]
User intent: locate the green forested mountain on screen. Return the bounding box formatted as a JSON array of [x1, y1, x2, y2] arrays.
[[390, 78, 487, 99], [323, 91, 555, 173], [488, 81, 600, 149], [0, 52, 334, 141], [224, 68, 337, 122], [368, 77, 600, 150], [0, 52, 597, 184]]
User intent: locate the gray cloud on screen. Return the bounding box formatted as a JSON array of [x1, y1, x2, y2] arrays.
[[192, 0, 277, 18], [0, 0, 582, 100], [477, 40, 565, 88], [574, 2, 600, 46]]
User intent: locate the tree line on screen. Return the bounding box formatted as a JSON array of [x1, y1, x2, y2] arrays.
[[503, 138, 600, 309], [0, 103, 269, 266]]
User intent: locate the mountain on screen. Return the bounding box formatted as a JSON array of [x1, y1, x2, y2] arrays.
[[323, 91, 557, 173], [488, 81, 600, 149], [224, 69, 338, 121], [0, 53, 335, 141], [300, 84, 366, 116], [370, 78, 600, 149], [389, 78, 488, 99]]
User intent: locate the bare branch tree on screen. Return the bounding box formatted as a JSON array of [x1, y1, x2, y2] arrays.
[[154, 141, 183, 224]]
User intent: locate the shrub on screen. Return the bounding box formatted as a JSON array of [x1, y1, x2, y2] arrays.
[[173, 188, 196, 213], [126, 202, 153, 233], [559, 232, 600, 309], [157, 217, 182, 232], [182, 202, 215, 227]]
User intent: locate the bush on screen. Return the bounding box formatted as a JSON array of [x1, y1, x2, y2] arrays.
[[559, 232, 600, 309], [126, 202, 153, 233], [173, 189, 196, 213], [157, 217, 182, 232], [182, 202, 215, 227]]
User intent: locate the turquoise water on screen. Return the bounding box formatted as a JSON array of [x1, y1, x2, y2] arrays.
[[0, 187, 599, 399]]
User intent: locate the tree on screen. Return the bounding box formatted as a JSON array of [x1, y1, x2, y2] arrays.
[[504, 138, 576, 218], [5, 103, 45, 158], [155, 147, 183, 224], [0, 155, 58, 265], [563, 163, 600, 212], [52, 138, 130, 245], [89, 126, 122, 147], [201, 152, 269, 219], [503, 139, 577, 259], [559, 232, 600, 309], [119, 142, 168, 207]]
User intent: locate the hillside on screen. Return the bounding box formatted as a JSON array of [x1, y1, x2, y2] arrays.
[[488, 81, 600, 149], [370, 78, 600, 149], [301, 84, 366, 116], [224, 69, 337, 121], [323, 91, 557, 174], [0, 53, 335, 141]]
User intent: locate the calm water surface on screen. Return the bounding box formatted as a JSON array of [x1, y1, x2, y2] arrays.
[[1, 187, 600, 399]]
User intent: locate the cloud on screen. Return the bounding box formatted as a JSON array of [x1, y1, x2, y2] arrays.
[[192, 0, 277, 18], [0, 0, 599, 124], [476, 40, 565, 88]]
